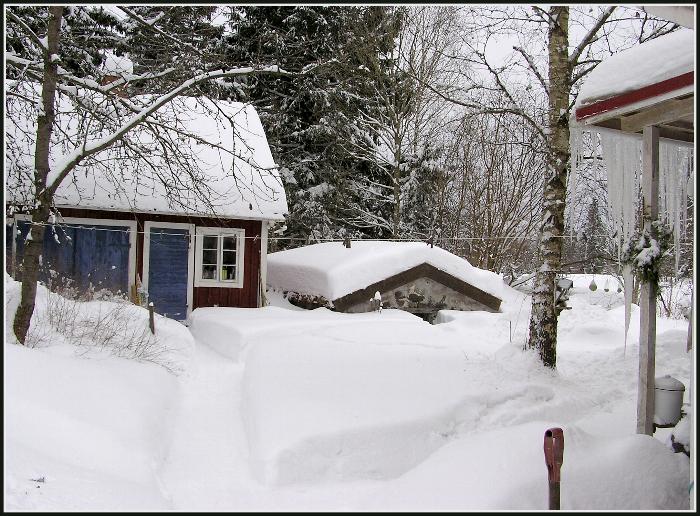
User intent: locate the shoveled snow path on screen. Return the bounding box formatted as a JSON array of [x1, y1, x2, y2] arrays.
[[158, 334, 382, 511], [157, 341, 255, 510]]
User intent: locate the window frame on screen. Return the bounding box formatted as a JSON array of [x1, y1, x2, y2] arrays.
[[194, 227, 245, 288]]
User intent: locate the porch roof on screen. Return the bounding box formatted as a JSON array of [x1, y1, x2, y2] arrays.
[[574, 28, 694, 142]]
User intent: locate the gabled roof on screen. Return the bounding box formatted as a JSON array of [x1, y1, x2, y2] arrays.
[[332, 262, 501, 312], [5, 85, 288, 220], [267, 241, 504, 305], [574, 29, 694, 142]]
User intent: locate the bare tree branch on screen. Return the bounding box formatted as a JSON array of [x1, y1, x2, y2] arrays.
[[569, 6, 615, 67]]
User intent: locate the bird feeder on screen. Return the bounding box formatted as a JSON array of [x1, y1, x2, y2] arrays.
[[654, 375, 685, 427]]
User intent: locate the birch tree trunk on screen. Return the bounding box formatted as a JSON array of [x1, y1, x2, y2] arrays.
[[12, 6, 64, 345], [527, 6, 570, 368]]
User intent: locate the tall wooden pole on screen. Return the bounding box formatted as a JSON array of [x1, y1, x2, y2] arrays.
[[637, 125, 659, 436]]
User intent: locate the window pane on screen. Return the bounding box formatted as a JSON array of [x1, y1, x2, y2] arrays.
[[202, 249, 217, 265], [202, 264, 217, 279], [221, 265, 236, 281], [222, 236, 237, 251], [222, 250, 236, 265], [203, 235, 218, 250]]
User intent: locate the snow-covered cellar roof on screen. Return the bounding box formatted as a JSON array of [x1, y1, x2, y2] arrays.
[[266, 241, 504, 305], [574, 28, 694, 141], [5, 86, 288, 221]]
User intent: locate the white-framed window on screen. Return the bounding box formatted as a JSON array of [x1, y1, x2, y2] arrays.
[[194, 227, 245, 288]]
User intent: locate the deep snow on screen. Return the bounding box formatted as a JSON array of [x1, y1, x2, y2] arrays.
[[4, 274, 693, 510]]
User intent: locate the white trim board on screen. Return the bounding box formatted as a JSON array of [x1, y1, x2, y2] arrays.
[[143, 221, 195, 321], [259, 220, 269, 307]]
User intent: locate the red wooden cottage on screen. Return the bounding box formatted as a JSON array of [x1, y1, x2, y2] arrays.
[[5, 87, 288, 321]]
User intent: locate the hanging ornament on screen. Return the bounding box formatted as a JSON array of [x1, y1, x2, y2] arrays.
[[589, 277, 598, 291], [604, 278, 610, 292], [617, 285, 623, 293]]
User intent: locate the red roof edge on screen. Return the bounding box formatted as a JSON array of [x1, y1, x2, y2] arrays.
[[575, 71, 694, 121]]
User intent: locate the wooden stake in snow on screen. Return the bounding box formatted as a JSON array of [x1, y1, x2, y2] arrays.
[[544, 427, 564, 510], [148, 302, 155, 335], [637, 125, 659, 436]]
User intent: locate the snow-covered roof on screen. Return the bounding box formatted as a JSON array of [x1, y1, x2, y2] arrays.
[[5, 86, 288, 220], [266, 241, 504, 302], [575, 29, 694, 117]]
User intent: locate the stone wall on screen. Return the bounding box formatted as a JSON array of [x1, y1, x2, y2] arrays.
[[343, 276, 495, 318]]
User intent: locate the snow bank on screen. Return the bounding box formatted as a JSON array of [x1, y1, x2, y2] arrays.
[[5, 343, 178, 484], [240, 314, 482, 485], [358, 421, 689, 510], [576, 29, 694, 109], [190, 305, 419, 361], [4, 274, 197, 509], [267, 241, 504, 302], [5, 84, 287, 220]]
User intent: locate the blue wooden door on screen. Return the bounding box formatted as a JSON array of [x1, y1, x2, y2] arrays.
[[13, 220, 131, 295], [147, 226, 190, 320]]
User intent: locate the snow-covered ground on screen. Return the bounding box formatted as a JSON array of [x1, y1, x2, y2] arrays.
[[4, 274, 693, 510]]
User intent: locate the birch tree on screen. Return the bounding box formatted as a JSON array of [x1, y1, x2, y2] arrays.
[[447, 5, 679, 368], [5, 5, 287, 344]]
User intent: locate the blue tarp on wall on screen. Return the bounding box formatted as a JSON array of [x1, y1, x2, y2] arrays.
[[13, 220, 131, 296]]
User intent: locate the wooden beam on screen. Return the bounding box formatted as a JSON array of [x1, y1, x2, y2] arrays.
[[590, 118, 694, 143], [657, 125, 695, 143], [637, 125, 659, 436], [662, 120, 694, 132], [620, 97, 694, 133]]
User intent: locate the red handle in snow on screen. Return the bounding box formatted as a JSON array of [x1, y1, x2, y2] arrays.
[[544, 427, 564, 510]]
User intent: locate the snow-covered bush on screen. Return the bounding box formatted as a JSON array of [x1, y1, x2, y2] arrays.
[[5, 274, 193, 374]]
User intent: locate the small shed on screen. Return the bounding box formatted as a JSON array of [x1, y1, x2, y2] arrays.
[[5, 90, 288, 321], [267, 241, 503, 322], [573, 18, 694, 440]]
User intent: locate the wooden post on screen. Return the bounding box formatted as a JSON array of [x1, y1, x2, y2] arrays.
[[637, 125, 659, 436], [688, 288, 694, 352], [148, 302, 155, 335], [544, 428, 564, 510]]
